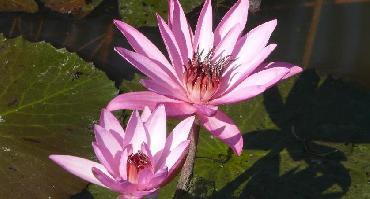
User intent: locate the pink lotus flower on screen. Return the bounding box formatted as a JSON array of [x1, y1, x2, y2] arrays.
[[108, 0, 302, 155], [50, 105, 195, 198]]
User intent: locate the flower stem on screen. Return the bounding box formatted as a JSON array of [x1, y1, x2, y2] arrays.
[[173, 123, 200, 198]]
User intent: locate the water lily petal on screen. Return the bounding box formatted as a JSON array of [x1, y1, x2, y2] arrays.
[[198, 111, 243, 155], [211, 67, 289, 105], [114, 47, 182, 92], [219, 43, 277, 96], [155, 116, 194, 167], [168, 0, 174, 27], [107, 91, 178, 111], [210, 86, 264, 105], [49, 155, 108, 188], [231, 19, 277, 69], [283, 65, 303, 79], [163, 102, 197, 117], [144, 105, 167, 156], [141, 142, 153, 161], [92, 142, 116, 177], [124, 110, 149, 153], [194, 0, 213, 54], [166, 116, 195, 152], [156, 14, 185, 80], [171, 0, 193, 61], [141, 106, 152, 122], [113, 20, 176, 78], [149, 167, 168, 188], [94, 125, 122, 157], [237, 66, 290, 88], [92, 167, 123, 192], [164, 140, 190, 175], [214, 0, 249, 45], [106, 91, 196, 117], [138, 168, 154, 186], [99, 108, 124, 139], [255, 62, 303, 80], [213, 23, 242, 61], [193, 104, 218, 117], [140, 79, 188, 101], [217, 67, 290, 104], [119, 145, 132, 181]]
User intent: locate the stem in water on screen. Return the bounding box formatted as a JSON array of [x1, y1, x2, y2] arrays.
[[173, 124, 200, 198]]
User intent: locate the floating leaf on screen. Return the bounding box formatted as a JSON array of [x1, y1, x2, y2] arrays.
[[0, 35, 117, 198], [189, 71, 370, 198], [119, 0, 203, 26], [0, 0, 38, 13], [113, 70, 370, 198]]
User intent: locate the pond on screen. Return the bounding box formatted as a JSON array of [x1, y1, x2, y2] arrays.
[[0, 0, 369, 198]]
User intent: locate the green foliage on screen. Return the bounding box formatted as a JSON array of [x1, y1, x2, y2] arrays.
[[113, 70, 370, 198], [119, 0, 203, 26], [190, 71, 370, 198], [1, 1, 369, 198], [0, 35, 117, 198]]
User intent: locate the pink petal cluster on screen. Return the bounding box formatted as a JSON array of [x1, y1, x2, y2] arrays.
[[108, 0, 302, 155], [50, 105, 194, 198]]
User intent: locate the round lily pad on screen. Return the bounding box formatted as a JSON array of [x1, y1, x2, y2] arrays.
[[0, 35, 117, 198]]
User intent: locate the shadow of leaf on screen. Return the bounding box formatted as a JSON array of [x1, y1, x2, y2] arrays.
[[210, 69, 370, 198]]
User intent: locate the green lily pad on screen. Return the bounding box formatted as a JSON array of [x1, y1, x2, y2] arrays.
[[119, 0, 203, 26], [0, 0, 38, 13], [113, 70, 370, 198], [189, 71, 370, 198], [0, 35, 117, 198]]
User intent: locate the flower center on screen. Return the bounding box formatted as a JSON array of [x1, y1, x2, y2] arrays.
[[127, 151, 151, 183], [184, 49, 232, 103]]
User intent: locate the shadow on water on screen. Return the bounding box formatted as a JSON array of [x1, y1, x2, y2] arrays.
[[1, 0, 369, 198], [71, 187, 94, 199], [187, 1, 369, 198], [210, 1, 370, 197], [211, 69, 370, 198]]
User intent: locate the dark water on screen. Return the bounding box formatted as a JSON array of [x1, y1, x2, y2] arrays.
[[0, 0, 369, 87], [0, 0, 369, 198]]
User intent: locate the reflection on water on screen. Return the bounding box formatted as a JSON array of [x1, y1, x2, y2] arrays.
[[250, 0, 370, 87], [0, 0, 369, 88]]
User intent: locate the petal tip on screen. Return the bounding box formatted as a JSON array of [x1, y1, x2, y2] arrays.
[[267, 43, 278, 52], [113, 19, 121, 25], [271, 19, 278, 26], [185, 115, 196, 126], [239, 0, 250, 9], [113, 19, 129, 32], [93, 124, 102, 131], [156, 104, 166, 112], [155, 13, 162, 20], [235, 138, 244, 156], [49, 154, 59, 161], [291, 66, 303, 73]]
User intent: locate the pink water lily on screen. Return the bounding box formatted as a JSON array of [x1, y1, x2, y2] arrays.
[[50, 105, 194, 199], [108, 0, 302, 155]]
